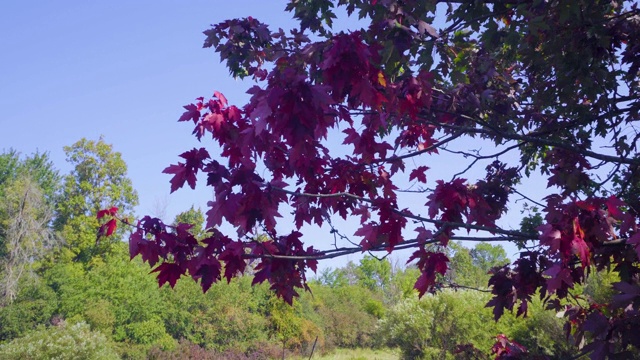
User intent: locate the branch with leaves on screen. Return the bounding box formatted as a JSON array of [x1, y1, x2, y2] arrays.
[[99, 1, 640, 358]]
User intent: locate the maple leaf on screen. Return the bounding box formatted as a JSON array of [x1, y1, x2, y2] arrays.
[[96, 206, 118, 219], [194, 260, 222, 293], [104, 219, 117, 237], [141, 246, 161, 268], [414, 227, 433, 244], [151, 263, 184, 288], [178, 103, 200, 123], [355, 222, 380, 250], [544, 264, 574, 294], [219, 241, 247, 282], [126, 3, 640, 354], [129, 229, 144, 259], [538, 224, 562, 253], [98, 218, 118, 238], [416, 20, 439, 38], [162, 148, 210, 192], [629, 232, 640, 259], [214, 90, 228, 107], [409, 249, 449, 297], [571, 236, 590, 266], [409, 166, 429, 183], [611, 281, 640, 309]]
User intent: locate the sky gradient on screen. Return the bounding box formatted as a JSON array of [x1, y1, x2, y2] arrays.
[[1, 1, 300, 218]]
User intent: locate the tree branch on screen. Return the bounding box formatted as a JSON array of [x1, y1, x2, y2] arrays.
[[271, 186, 537, 240]]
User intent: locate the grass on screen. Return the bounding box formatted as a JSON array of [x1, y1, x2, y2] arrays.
[[297, 348, 400, 360]]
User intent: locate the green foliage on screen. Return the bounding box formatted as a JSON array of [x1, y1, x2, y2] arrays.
[[0, 322, 119, 360], [173, 205, 206, 238], [447, 242, 509, 289], [355, 255, 392, 292], [0, 276, 57, 341], [0, 175, 57, 304], [158, 273, 272, 352], [304, 283, 379, 350], [388, 265, 421, 300], [508, 300, 575, 360], [0, 149, 60, 203], [54, 137, 138, 263], [123, 318, 171, 346], [84, 299, 116, 334], [580, 268, 620, 304], [380, 291, 500, 360]]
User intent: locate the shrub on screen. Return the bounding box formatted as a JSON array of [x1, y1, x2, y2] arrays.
[[0, 322, 119, 360], [147, 338, 281, 360], [0, 276, 57, 341], [84, 299, 116, 334], [380, 290, 499, 359]]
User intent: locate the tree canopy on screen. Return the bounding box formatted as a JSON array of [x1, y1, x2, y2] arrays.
[[57, 138, 138, 263], [99, 1, 640, 358]]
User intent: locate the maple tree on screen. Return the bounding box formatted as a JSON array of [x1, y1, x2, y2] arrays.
[[99, 0, 640, 358]]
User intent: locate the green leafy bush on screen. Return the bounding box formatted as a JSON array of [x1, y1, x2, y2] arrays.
[[123, 317, 169, 345], [0, 276, 57, 341], [0, 322, 119, 360], [380, 290, 499, 359]]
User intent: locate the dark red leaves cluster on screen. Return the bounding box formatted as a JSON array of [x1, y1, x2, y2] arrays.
[[408, 247, 449, 297], [252, 231, 317, 304], [126, 215, 318, 302], [491, 335, 529, 360]]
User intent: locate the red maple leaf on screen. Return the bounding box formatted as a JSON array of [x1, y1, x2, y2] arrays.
[[219, 241, 247, 282], [544, 264, 574, 294], [96, 206, 118, 219], [178, 103, 200, 123], [98, 219, 118, 237], [194, 260, 222, 293], [163, 148, 210, 192], [409, 166, 429, 183], [151, 263, 184, 288], [409, 249, 449, 297]]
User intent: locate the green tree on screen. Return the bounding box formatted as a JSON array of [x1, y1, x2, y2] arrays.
[[355, 255, 392, 293], [172, 206, 206, 239], [470, 243, 508, 274], [447, 242, 508, 289], [54, 137, 138, 263], [0, 176, 57, 304], [0, 150, 60, 204]]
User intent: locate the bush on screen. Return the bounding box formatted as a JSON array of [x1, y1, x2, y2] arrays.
[[0, 322, 119, 360], [0, 276, 57, 341], [147, 338, 281, 360], [380, 290, 499, 359], [84, 299, 116, 334], [123, 317, 169, 345]]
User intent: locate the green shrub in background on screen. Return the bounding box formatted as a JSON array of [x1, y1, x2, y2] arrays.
[[0, 276, 57, 341], [0, 322, 119, 360], [380, 290, 499, 360], [84, 298, 116, 334]]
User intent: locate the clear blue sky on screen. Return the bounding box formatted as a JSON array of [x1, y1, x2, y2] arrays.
[[1, 2, 539, 270], [0, 1, 300, 218]]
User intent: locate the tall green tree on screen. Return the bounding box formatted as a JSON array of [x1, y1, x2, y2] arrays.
[[0, 176, 56, 305], [54, 138, 138, 263], [447, 242, 508, 289], [355, 255, 392, 292], [0, 150, 60, 204]]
